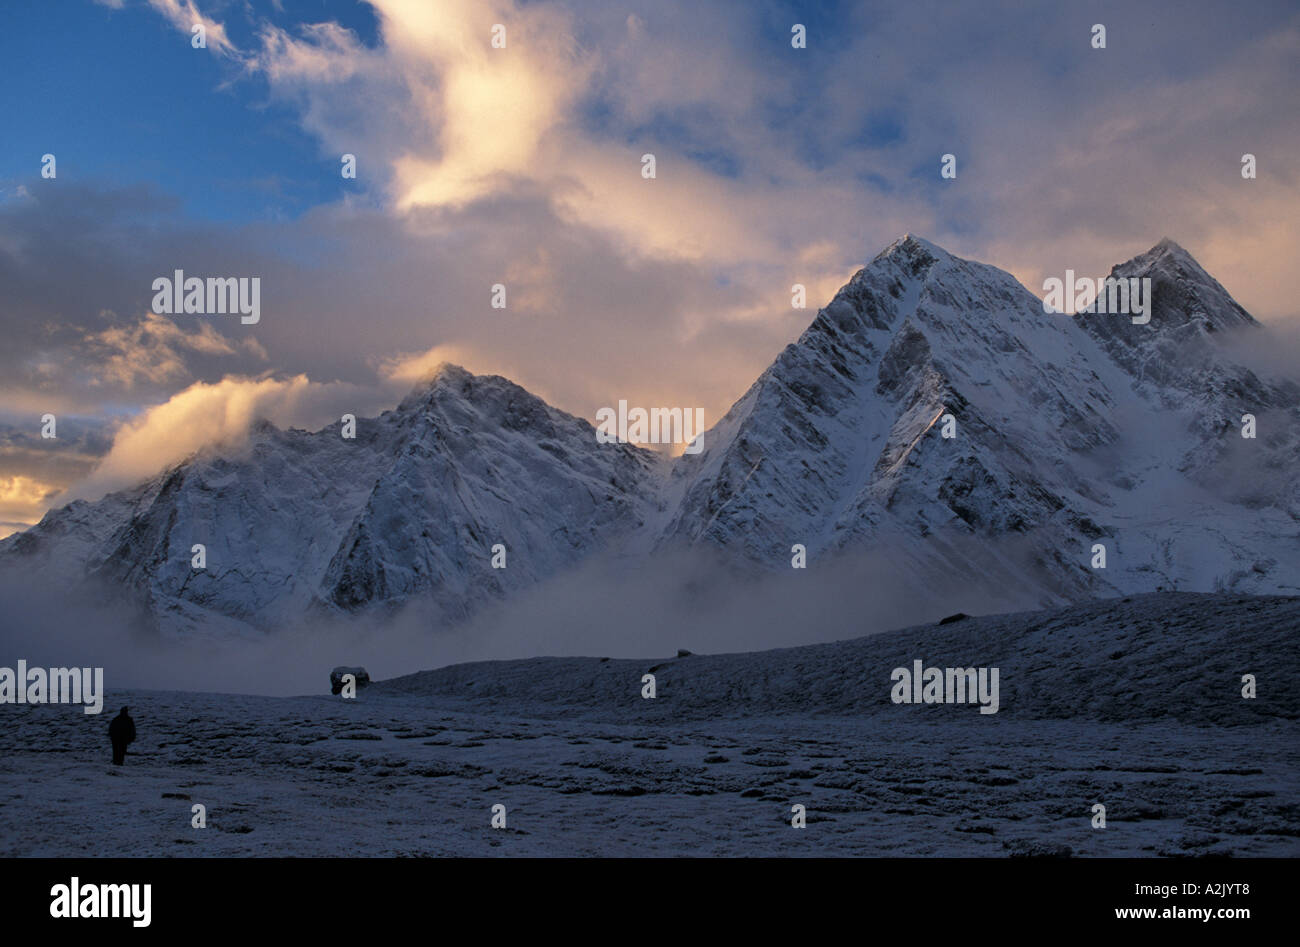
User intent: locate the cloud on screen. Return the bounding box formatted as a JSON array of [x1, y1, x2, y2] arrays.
[[65, 374, 368, 502], [0, 417, 119, 537], [0, 475, 61, 535], [231, 0, 1300, 319], [378, 343, 491, 388], [246, 0, 882, 274], [146, 0, 239, 59], [82, 312, 267, 389]]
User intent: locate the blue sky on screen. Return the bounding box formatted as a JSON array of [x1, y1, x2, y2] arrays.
[[1, 1, 381, 221]]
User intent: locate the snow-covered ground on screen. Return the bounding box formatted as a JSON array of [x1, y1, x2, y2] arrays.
[[2, 592, 1295, 857]]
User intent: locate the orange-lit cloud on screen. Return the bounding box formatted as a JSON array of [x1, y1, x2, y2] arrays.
[[66, 374, 362, 502], [0, 475, 60, 538], [83, 312, 267, 389]]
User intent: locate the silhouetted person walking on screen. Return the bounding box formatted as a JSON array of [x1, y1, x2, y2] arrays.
[[109, 707, 135, 766]]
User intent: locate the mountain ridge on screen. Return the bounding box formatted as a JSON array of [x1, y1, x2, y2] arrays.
[[4, 235, 1297, 636]]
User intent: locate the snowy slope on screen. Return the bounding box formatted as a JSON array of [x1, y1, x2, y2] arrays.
[[376, 591, 1298, 726], [660, 235, 1300, 603]]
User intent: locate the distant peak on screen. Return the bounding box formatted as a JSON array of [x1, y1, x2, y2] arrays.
[[900, 233, 946, 253], [1118, 238, 1205, 277], [856, 235, 954, 286], [880, 233, 949, 261], [396, 363, 546, 420], [395, 362, 476, 410], [406, 361, 472, 390], [1109, 238, 1259, 332]]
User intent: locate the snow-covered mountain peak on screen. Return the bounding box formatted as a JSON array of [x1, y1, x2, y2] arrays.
[[391, 363, 577, 441], [4, 238, 1296, 638], [1071, 238, 1273, 407], [878, 233, 949, 264], [394, 361, 477, 407], [1110, 239, 1258, 333], [1151, 235, 1193, 258], [661, 233, 1298, 603], [1137, 236, 1203, 272]]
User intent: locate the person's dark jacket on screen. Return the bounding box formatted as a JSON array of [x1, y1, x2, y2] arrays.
[[109, 712, 135, 745]]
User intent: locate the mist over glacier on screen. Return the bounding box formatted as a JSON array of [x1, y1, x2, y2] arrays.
[[0, 541, 1043, 696]]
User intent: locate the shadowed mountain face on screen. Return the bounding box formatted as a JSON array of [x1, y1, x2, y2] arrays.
[[3, 237, 1297, 636]]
